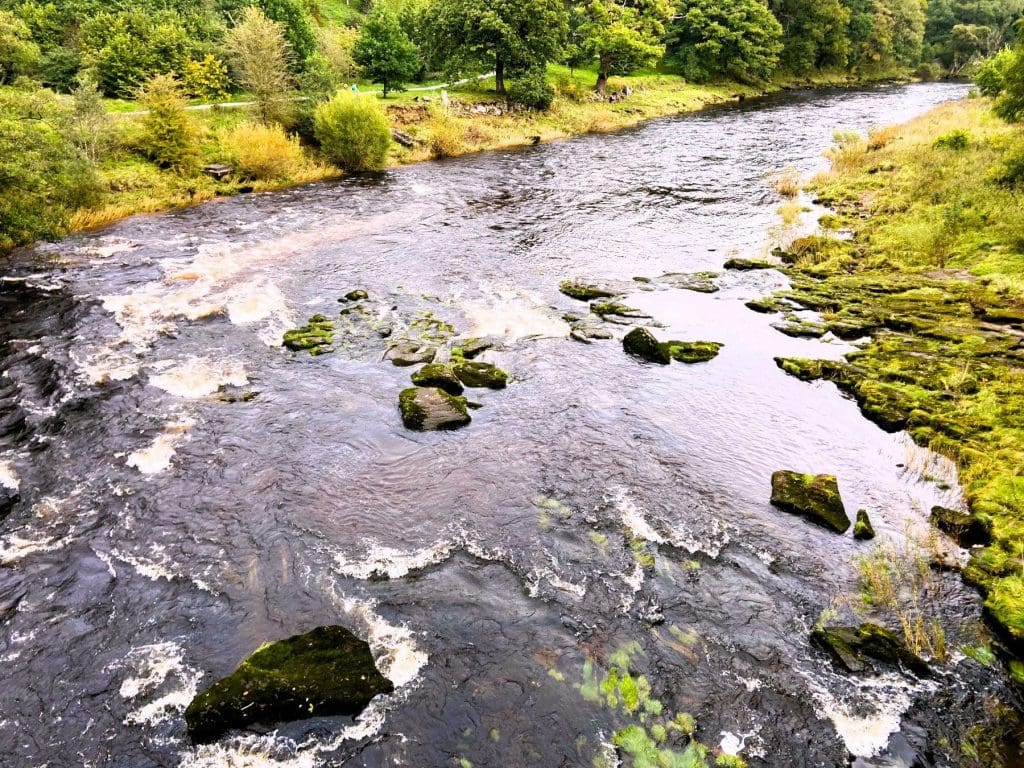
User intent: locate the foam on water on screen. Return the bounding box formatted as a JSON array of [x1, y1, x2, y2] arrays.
[[127, 418, 195, 474], [609, 486, 731, 558], [463, 288, 570, 340], [0, 460, 18, 492], [117, 641, 203, 727], [149, 359, 248, 399]]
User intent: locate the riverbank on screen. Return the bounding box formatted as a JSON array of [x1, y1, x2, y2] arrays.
[[769, 96, 1024, 668], [67, 67, 906, 239]]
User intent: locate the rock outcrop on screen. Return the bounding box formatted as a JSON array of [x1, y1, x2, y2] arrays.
[[770, 471, 851, 533]]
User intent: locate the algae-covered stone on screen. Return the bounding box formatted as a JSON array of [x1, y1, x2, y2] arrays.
[[812, 623, 929, 677], [283, 315, 335, 356], [623, 328, 671, 365], [185, 626, 393, 744], [931, 505, 990, 547], [854, 509, 876, 540], [343, 289, 368, 302], [665, 341, 723, 364], [452, 361, 508, 389], [386, 342, 436, 367], [399, 387, 471, 431], [411, 364, 463, 396], [456, 337, 496, 359], [770, 471, 851, 534], [590, 301, 648, 319], [560, 280, 617, 301], [724, 258, 774, 271]]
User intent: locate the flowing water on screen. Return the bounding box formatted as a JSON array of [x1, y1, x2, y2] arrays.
[[1, 82, 1019, 768]]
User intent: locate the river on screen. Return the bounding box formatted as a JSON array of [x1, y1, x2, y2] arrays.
[[2, 82, 1019, 768]]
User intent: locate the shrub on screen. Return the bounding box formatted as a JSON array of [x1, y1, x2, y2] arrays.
[[914, 62, 942, 82], [313, 91, 391, 171], [223, 121, 303, 180], [427, 108, 465, 159], [974, 47, 1016, 98], [507, 67, 555, 110], [0, 85, 98, 251], [993, 143, 1024, 188], [136, 73, 201, 172], [934, 130, 969, 150], [183, 54, 230, 103], [994, 46, 1024, 123]]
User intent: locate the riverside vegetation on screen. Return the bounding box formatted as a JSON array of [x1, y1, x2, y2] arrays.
[[2, 0, 1024, 251], [768, 86, 1024, 671]]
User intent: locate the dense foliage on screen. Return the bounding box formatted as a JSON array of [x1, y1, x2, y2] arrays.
[[313, 90, 391, 170]]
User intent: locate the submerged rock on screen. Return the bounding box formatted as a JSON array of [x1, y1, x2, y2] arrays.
[[342, 289, 368, 302], [812, 623, 930, 678], [724, 258, 774, 271], [930, 505, 990, 547], [185, 626, 393, 744], [659, 271, 720, 294], [590, 301, 649, 320], [399, 387, 471, 430], [623, 327, 671, 364], [559, 280, 618, 301], [453, 361, 508, 389], [664, 341, 723, 364], [770, 471, 851, 533], [854, 509, 876, 540], [411, 364, 463, 396], [283, 315, 335, 356], [455, 337, 497, 359], [386, 342, 437, 367]]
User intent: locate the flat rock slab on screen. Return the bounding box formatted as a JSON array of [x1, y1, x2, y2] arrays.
[[771, 471, 851, 533], [399, 387, 471, 431], [812, 623, 930, 678], [387, 342, 437, 367], [185, 626, 393, 744], [411, 363, 463, 395]]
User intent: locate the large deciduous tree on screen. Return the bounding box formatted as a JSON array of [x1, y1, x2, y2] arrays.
[[579, 0, 671, 93], [427, 0, 568, 93], [667, 0, 783, 83], [353, 4, 420, 96]]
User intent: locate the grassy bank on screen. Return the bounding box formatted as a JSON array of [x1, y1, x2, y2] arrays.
[[769, 97, 1024, 665], [70, 66, 898, 237]]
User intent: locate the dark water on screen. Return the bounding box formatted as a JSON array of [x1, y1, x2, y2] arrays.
[[1, 83, 1019, 768]]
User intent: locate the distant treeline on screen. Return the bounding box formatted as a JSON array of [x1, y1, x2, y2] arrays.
[[1, 0, 1022, 98]]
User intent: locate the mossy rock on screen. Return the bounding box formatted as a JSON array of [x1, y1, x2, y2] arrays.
[[660, 272, 720, 293], [455, 337, 496, 359], [812, 623, 929, 677], [770, 471, 851, 534], [724, 258, 774, 271], [386, 342, 437, 367], [399, 387, 471, 431], [560, 280, 617, 301], [931, 505, 991, 548], [411, 364, 463, 396], [590, 301, 646, 318], [772, 320, 827, 339], [664, 341, 723, 364], [623, 328, 671, 365], [185, 626, 393, 744], [282, 315, 336, 356], [854, 509, 876, 540], [746, 297, 783, 314], [452, 361, 508, 389], [342, 289, 368, 302]]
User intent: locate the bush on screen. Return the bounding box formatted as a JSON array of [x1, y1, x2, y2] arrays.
[[0, 85, 98, 251], [914, 62, 942, 82], [994, 46, 1024, 123], [934, 130, 969, 150], [993, 143, 1024, 188], [223, 121, 303, 180], [183, 54, 230, 103], [313, 91, 391, 171], [975, 48, 1017, 98], [136, 73, 200, 172], [427, 108, 465, 159], [507, 67, 555, 110]]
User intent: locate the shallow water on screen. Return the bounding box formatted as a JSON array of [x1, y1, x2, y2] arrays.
[[2, 82, 1019, 768]]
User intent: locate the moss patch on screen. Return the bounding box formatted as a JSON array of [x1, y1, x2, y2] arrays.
[[282, 314, 335, 356]]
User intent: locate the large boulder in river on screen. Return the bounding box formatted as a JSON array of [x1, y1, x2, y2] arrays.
[[623, 328, 671, 365], [560, 280, 618, 301], [452, 361, 508, 389], [185, 626, 393, 744], [770, 471, 851, 533], [411, 364, 463, 395], [386, 342, 436, 367], [664, 341, 723, 364], [399, 387, 471, 431], [812, 623, 929, 678], [930, 505, 989, 548]]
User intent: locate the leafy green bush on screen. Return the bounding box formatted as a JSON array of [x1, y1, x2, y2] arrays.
[[994, 46, 1024, 123], [313, 91, 391, 171], [0, 10, 40, 85], [993, 142, 1024, 188], [0, 85, 98, 251], [81, 10, 192, 97], [507, 67, 555, 110], [974, 48, 1016, 98], [183, 54, 230, 103], [136, 73, 201, 172], [223, 121, 303, 180], [933, 130, 969, 150]]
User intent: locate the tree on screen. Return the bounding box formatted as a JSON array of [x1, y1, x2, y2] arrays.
[[353, 4, 419, 97], [579, 0, 671, 92], [427, 0, 568, 93], [136, 73, 200, 171], [0, 10, 40, 84], [994, 44, 1024, 121], [226, 6, 294, 124], [769, 0, 851, 73], [0, 84, 97, 251], [887, 0, 926, 67], [667, 0, 783, 83]]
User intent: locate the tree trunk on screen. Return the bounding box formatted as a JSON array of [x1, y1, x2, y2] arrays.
[[495, 55, 505, 94], [595, 68, 608, 95]]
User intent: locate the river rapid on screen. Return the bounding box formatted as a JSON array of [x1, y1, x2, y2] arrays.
[[2, 82, 1020, 768]]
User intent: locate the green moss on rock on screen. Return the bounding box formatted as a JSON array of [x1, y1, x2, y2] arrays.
[[623, 328, 671, 365], [282, 315, 336, 356], [770, 471, 851, 534], [854, 509, 876, 540], [560, 280, 617, 301], [812, 622, 929, 677], [411, 364, 463, 395], [665, 341, 723, 364], [399, 387, 471, 431], [185, 626, 393, 744], [724, 258, 774, 271], [452, 361, 508, 389]]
